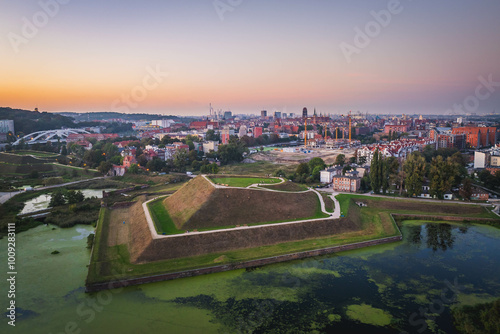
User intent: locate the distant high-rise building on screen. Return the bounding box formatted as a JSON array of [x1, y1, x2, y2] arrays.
[[0, 120, 14, 134], [302, 107, 308, 118], [274, 111, 281, 119], [261, 110, 267, 118], [221, 127, 233, 144], [224, 111, 232, 119], [282, 113, 287, 119], [238, 125, 248, 138]]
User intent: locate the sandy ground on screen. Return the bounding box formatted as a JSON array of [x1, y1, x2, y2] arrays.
[[107, 207, 130, 246]]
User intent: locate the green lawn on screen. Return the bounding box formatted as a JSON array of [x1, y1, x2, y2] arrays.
[[147, 198, 184, 235], [209, 176, 281, 188]]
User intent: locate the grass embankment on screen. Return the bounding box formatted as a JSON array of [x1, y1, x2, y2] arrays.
[[148, 198, 183, 235], [259, 181, 309, 192], [88, 194, 500, 285], [88, 200, 368, 284], [209, 176, 281, 188], [320, 192, 335, 213], [160, 176, 327, 231]]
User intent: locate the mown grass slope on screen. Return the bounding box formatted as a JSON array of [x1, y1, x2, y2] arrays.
[[163, 176, 216, 229], [163, 176, 323, 230]]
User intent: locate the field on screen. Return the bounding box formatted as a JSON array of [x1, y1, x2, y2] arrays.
[[87, 192, 500, 287], [209, 176, 281, 188]]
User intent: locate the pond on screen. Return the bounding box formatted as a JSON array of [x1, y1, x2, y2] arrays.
[[19, 189, 116, 215], [1, 220, 499, 333]]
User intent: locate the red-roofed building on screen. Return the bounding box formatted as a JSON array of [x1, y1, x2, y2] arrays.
[[123, 155, 137, 168]]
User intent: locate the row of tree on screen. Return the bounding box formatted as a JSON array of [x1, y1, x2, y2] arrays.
[[369, 147, 469, 199]]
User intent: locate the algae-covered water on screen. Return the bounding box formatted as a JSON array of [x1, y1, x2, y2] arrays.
[[1, 221, 500, 333]]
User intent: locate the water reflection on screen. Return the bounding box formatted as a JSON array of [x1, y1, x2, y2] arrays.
[[407, 223, 465, 252]]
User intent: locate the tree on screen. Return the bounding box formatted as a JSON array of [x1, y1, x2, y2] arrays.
[[308, 157, 326, 171], [403, 152, 426, 196], [205, 129, 220, 142], [296, 163, 309, 177], [358, 156, 367, 165], [61, 145, 67, 156], [218, 141, 248, 165], [370, 148, 381, 193], [66, 190, 84, 204], [274, 169, 286, 178], [312, 165, 323, 181], [49, 190, 66, 207], [460, 178, 473, 201], [98, 161, 113, 175], [127, 164, 139, 174], [173, 148, 189, 172], [335, 154, 346, 166]]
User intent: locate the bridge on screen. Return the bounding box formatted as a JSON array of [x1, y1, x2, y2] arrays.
[[12, 128, 90, 145]]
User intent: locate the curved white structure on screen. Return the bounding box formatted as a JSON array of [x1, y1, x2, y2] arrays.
[[12, 128, 90, 145]]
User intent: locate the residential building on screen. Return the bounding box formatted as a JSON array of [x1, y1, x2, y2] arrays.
[[331, 175, 360, 192], [474, 151, 488, 169], [319, 166, 343, 183], [203, 141, 219, 154], [452, 126, 497, 148]]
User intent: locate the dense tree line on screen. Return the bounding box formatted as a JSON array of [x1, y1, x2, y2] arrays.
[[291, 157, 326, 183], [367, 147, 470, 199]]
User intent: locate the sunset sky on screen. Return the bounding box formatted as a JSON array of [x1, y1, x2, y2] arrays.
[[1, 0, 500, 116]]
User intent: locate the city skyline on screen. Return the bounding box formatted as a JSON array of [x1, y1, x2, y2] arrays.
[[2, 0, 500, 116]]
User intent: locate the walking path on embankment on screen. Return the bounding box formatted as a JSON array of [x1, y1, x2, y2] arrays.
[[142, 175, 342, 239]]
